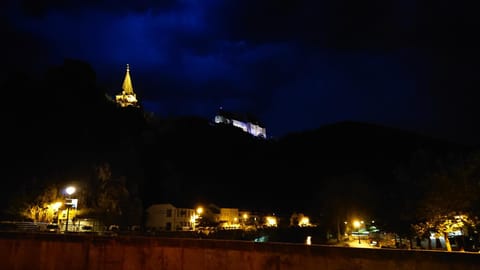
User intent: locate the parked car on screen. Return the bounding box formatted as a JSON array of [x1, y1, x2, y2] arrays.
[[38, 223, 60, 233]]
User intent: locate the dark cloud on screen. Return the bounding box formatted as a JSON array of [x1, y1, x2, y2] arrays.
[[0, 17, 52, 74], [3, 0, 480, 144], [19, 0, 179, 17], [211, 1, 414, 49], [416, 1, 480, 48]]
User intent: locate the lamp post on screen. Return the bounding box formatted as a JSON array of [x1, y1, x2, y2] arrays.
[[243, 213, 248, 229], [196, 207, 203, 225], [195, 207, 203, 231], [344, 221, 348, 240], [353, 220, 361, 244], [65, 186, 76, 232]]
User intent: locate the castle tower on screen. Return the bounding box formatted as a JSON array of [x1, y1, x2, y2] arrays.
[[115, 64, 139, 107]]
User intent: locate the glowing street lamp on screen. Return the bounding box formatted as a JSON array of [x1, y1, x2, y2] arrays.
[[65, 186, 76, 232], [192, 206, 203, 231], [353, 220, 361, 244], [353, 220, 361, 229], [66, 186, 76, 196]]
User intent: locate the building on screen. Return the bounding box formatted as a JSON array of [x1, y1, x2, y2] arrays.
[[145, 202, 285, 232], [218, 208, 240, 229], [145, 204, 196, 231], [214, 107, 267, 138], [115, 64, 140, 108]]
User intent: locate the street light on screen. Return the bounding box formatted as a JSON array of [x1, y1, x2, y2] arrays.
[[242, 213, 249, 229], [353, 220, 361, 244], [65, 186, 76, 232], [192, 206, 203, 231]]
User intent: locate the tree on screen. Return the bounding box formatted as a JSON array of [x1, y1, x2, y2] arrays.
[[382, 149, 438, 247], [197, 204, 221, 228], [83, 162, 143, 228], [9, 185, 63, 223], [413, 213, 478, 251], [412, 151, 480, 251]]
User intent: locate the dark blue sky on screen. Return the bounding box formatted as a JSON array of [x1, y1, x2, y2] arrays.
[[3, 1, 480, 145]]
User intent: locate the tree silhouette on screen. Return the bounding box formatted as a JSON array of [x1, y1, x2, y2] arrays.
[[412, 151, 480, 251], [6, 184, 63, 223]]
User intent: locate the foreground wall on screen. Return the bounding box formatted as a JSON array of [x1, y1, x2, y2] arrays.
[[1, 232, 479, 270]]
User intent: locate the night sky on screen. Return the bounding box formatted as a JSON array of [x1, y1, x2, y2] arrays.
[[3, 1, 480, 145]]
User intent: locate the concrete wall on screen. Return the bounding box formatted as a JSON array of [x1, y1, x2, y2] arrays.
[[1, 232, 479, 270]]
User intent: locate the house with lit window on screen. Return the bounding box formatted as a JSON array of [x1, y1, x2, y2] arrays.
[[214, 107, 267, 138], [218, 208, 241, 229], [146, 202, 282, 232], [145, 203, 196, 231]]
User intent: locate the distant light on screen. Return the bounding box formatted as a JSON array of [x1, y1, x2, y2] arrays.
[[353, 220, 361, 229], [254, 236, 268, 242], [66, 186, 76, 195], [306, 236, 312, 245], [265, 216, 277, 227], [299, 217, 310, 227], [52, 202, 62, 211]]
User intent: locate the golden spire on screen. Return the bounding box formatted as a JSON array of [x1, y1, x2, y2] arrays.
[[115, 64, 139, 107], [122, 63, 134, 95]]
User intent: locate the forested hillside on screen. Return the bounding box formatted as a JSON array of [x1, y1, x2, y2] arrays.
[[1, 59, 477, 235]]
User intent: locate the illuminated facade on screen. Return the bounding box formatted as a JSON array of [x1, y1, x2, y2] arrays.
[[263, 215, 278, 227], [214, 108, 267, 138], [115, 64, 140, 108], [218, 208, 240, 229], [146, 202, 283, 231], [145, 204, 195, 231]]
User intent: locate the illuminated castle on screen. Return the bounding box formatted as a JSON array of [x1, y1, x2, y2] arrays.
[[115, 64, 140, 108], [214, 107, 267, 138]]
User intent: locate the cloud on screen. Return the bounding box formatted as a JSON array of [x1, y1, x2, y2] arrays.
[[4, 0, 480, 143], [210, 1, 416, 50], [18, 0, 179, 17]]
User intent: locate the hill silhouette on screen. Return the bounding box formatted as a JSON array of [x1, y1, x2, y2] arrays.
[[276, 120, 467, 176], [139, 117, 472, 219], [1, 59, 474, 229]]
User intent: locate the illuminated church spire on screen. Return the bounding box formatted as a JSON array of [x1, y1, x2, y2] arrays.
[[115, 64, 139, 107], [122, 64, 134, 95]]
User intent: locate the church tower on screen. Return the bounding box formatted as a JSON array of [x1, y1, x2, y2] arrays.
[[115, 64, 139, 108]]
